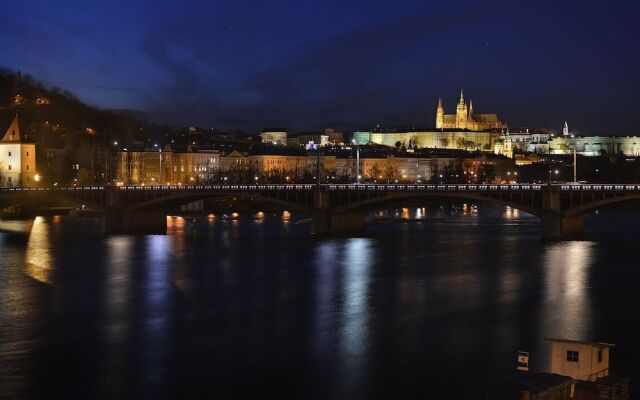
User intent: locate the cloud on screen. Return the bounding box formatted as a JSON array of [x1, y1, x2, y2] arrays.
[[139, 1, 509, 131]]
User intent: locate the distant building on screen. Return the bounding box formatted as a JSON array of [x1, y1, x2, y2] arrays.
[[546, 338, 614, 381], [113, 147, 219, 185], [507, 129, 550, 153], [494, 131, 514, 158], [298, 133, 330, 148], [260, 129, 288, 146], [0, 115, 37, 187], [436, 90, 507, 131], [352, 129, 499, 152], [527, 135, 640, 157], [324, 128, 344, 145]]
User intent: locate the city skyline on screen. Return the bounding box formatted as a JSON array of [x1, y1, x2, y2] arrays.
[[2, 0, 640, 134]]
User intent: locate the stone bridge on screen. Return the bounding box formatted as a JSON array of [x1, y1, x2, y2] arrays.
[[2, 183, 640, 238]]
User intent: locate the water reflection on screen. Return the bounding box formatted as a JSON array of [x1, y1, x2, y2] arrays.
[[340, 238, 373, 357], [312, 241, 339, 356], [166, 216, 185, 235], [503, 206, 520, 220], [141, 235, 173, 388], [2, 208, 637, 399], [100, 236, 134, 389], [541, 241, 594, 341], [25, 217, 53, 285]]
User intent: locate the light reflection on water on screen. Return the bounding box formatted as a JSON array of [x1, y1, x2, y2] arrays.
[[539, 241, 594, 342], [25, 217, 53, 285], [0, 205, 637, 399], [340, 238, 373, 358]]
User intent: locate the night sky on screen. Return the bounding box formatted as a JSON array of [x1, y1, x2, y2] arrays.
[[2, 0, 639, 134]]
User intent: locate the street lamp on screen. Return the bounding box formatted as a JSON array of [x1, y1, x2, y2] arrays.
[[352, 138, 360, 184]]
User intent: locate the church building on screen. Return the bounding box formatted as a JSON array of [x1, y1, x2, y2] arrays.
[[0, 115, 37, 187], [436, 90, 507, 131]]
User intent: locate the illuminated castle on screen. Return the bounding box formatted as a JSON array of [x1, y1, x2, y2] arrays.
[[436, 90, 507, 131]]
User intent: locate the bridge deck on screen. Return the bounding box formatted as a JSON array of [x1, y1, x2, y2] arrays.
[[2, 183, 640, 193]]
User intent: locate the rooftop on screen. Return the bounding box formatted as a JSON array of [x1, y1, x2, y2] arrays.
[[545, 338, 615, 348]]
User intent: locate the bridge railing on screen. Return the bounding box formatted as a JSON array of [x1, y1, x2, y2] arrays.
[[326, 184, 545, 191], [4, 184, 640, 192], [118, 184, 316, 191], [0, 186, 105, 192], [559, 184, 640, 191]]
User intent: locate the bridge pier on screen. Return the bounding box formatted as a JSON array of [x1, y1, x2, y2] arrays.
[[540, 189, 585, 239], [311, 187, 365, 234], [312, 209, 365, 234], [540, 211, 585, 240], [105, 210, 167, 234]]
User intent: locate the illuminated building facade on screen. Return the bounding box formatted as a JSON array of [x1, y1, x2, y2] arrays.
[[0, 115, 37, 187], [352, 130, 499, 152], [436, 90, 507, 131], [260, 129, 288, 146], [113, 147, 219, 185]]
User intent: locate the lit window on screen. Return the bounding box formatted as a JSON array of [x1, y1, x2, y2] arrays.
[[567, 351, 579, 362]]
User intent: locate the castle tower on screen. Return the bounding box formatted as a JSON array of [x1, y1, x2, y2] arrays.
[[0, 114, 37, 187], [563, 121, 569, 136], [455, 89, 468, 129], [435, 97, 444, 129]]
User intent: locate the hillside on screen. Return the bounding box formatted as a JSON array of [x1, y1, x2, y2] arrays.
[[0, 68, 162, 147]]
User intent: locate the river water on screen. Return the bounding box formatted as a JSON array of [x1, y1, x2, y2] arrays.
[[0, 205, 638, 399]]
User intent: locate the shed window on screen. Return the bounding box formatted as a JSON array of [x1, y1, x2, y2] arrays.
[[567, 350, 579, 362], [598, 349, 603, 363]]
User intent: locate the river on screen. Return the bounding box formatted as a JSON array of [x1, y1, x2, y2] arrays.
[[0, 204, 638, 399]]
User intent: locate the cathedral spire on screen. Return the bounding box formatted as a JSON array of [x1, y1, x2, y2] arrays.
[[459, 89, 464, 104], [563, 121, 569, 136], [469, 99, 473, 116], [437, 97, 443, 108]]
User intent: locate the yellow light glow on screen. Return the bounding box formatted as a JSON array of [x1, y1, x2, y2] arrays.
[[25, 217, 53, 285], [34, 174, 41, 182]]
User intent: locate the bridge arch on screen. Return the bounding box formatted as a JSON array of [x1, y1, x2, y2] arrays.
[[121, 191, 313, 213], [330, 191, 543, 218], [563, 193, 640, 217]]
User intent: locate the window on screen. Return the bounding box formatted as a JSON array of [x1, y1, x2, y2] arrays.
[[26, 152, 29, 156], [8, 165, 11, 170], [8, 151, 11, 156], [26, 165, 29, 170], [567, 350, 579, 362], [598, 348, 603, 363]]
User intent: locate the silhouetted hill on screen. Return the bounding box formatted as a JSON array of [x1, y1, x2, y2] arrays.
[[0, 67, 161, 147]]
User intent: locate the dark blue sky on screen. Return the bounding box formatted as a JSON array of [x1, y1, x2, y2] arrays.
[[2, 0, 639, 134]]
